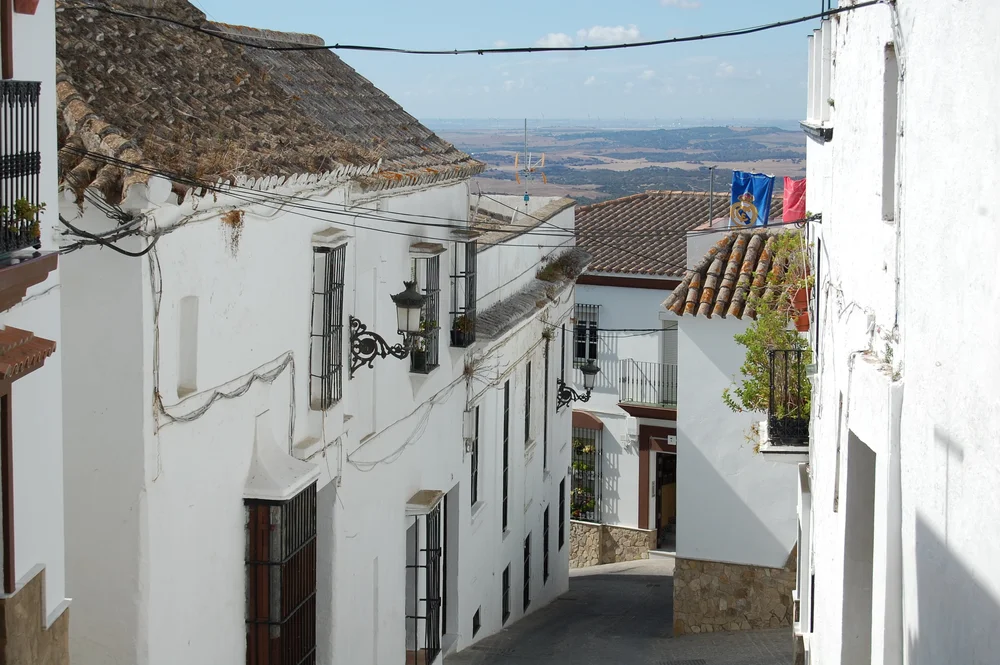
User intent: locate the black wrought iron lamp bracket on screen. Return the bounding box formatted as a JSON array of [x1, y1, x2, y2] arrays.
[[349, 315, 411, 376], [556, 378, 592, 409]]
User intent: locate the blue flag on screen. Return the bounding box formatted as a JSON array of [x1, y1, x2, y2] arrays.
[[729, 171, 775, 227]]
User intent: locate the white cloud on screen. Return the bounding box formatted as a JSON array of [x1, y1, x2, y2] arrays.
[[640, 69, 656, 80], [494, 40, 508, 48], [483, 86, 491, 93], [661, 0, 701, 8], [584, 76, 597, 86], [577, 24, 641, 44], [624, 82, 635, 94], [535, 32, 574, 48], [716, 62, 736, 78], [503, 80, 516, 91]]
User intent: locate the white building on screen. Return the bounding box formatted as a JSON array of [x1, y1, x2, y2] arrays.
[[56, 4, 583, 665], [567, 192, 718, 563], [660, 223, 799, 636], [0, 0, 70, 661], [797, 2, 1000, 665]]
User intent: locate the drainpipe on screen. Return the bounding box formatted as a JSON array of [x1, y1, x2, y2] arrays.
[[1, 0, 12, 79]]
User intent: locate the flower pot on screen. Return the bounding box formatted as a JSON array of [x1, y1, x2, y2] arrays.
[[13, 0, 40, 14], [791, 287, 809, 312], [411, 349, 427, 373], [450, 329, 466, 347], [795, 311, 810, 332]]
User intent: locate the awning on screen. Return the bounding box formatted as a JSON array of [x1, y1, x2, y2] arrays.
[[406, 489, 444, 516], [572, 410, 604, 431], [244, 415, 319, 502], [0, 326, 55, 383], [409, 242, 446, 258]]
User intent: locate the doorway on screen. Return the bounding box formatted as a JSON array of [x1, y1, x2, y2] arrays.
[[841, 431, 876, 665], [654, 452, 677, 551]]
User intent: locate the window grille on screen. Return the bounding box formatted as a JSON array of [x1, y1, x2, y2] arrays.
[[571, 427, 602, 522], [0, 81, 42, 257], [502, 381, 510, 533], [501, 565, 511, 624], [405, 504, 442, 664], [543, 341, 549, 468], [470, 407, 480, 507], [524, 361, 532, 444], [411, 256, 441, 373], [245, 483, 318, 665], [574, 304, 599, 366], [543, 507, 550, 584], [558, 479, 566, 550], [449, 241, 477, 347], [309, 245, 346, 409], [522, 534, 531, 611]]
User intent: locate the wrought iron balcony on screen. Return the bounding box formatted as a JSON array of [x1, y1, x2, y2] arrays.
[[768, 349, 811, 446], [618, 359, 678, 408], [1, 80, 43, 258]]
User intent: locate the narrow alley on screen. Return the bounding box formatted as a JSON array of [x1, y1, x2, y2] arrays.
[[446, 559, 793, 665]]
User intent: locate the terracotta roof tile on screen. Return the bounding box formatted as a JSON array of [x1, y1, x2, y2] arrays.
[[55, 0, 483, 202], [575, 190, 784, 277], [663, 229, 801, 320], [0, 326, 56, 381]]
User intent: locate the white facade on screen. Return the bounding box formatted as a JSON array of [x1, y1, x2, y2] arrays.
[[60, 174, 577, 665], [0, 0, 69, 628], [802, 3, 1000, 664], [573, 278, 676, 531]]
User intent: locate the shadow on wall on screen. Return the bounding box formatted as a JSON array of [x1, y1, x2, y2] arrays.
[[909, 517, 1000, 662], [678, 437, 792, 567], [601, 429, 623, 524]]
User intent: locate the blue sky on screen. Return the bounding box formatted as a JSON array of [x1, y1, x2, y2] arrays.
[[193, 0, 816, 122]]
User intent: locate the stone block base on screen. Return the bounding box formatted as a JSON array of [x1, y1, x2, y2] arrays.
[[673, 553, 795, 636], [569, 520, 656, 568], [0, 567, 69, 665]]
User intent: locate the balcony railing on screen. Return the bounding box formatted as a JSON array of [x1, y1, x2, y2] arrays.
[[618, 360, 677, 408], [768, 349, 810, 446], [1, 81, 43, 258]]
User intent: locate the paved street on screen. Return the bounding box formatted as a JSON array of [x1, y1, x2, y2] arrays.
[[446, 558, 793, 665]]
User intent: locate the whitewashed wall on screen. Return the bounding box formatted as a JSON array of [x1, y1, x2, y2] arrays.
[[670, 314, 797, 568], [573, 281, 676, 529], [805, 3, 1000, 665], [3, 0, 68, 626], [60, 176, 575, 665]]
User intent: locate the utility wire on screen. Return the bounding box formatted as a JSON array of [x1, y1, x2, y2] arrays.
[[62, 0, 882, 56]]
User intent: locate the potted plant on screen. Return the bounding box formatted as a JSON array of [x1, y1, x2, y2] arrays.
[[450, 314, 474, 347], [410, 319, 436, 372], [1, 199, 44, 254], [14, 0, 40, 15]]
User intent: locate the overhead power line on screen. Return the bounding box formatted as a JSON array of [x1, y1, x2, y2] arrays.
[[63, 0, 882, 56]]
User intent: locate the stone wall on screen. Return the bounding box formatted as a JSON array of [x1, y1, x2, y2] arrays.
[[569, 520, 656, 568], [673, 550, 796, 636], [0, 567, 70, 665]]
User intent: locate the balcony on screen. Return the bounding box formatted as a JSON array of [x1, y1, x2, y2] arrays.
[[618, 360, 677, 416], [758, 349, 811, 463], [1, 81, 43, 258]]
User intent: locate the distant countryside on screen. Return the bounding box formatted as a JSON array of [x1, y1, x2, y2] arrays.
[[434, 122, 806, 203]]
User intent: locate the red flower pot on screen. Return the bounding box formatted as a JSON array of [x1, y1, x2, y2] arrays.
[[795, 311, 810, 332], [791, 287, 809, 312], [13, 0, 39, 14]]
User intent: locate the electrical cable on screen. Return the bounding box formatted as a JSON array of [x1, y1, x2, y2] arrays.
[[62, 0, 883, 56]]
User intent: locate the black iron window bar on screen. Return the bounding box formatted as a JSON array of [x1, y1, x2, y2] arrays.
[[558, 478, 566, 550], [449, 240, 477, 348], [1, 80, 43, 258], [309, 245, 346, 409], [542, 507, 550, 584], [412, 255, 440, 373], [573, 304, 599, 367], [571, 426, 602, 523], [245, 483, 318, 665], [406, 504, 442, 665], [522, 533, 531, 611], [768, 348, 811, 446], [501, 565, 511, 624]]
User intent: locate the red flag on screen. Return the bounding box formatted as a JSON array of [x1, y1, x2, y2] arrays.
[[783, 177, 807, 222]]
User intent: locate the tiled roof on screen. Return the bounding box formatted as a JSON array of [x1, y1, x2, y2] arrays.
[[476, 248, 591, 340], [0, 326, 56, 381], [663, 230, 800, 320], [472, 198, 576, 248], [55, 1, 483, 203], [575, 191, 783, 277]]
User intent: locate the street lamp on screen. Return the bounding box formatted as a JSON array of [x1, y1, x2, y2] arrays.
[[556, 359, 600, 409], [350, 281, 427, 375]]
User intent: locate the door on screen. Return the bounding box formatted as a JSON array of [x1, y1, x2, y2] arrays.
[[654, 452, 677, 550]]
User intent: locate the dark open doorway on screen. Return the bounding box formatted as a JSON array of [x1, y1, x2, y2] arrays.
[[654, 451, 677, 551]]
